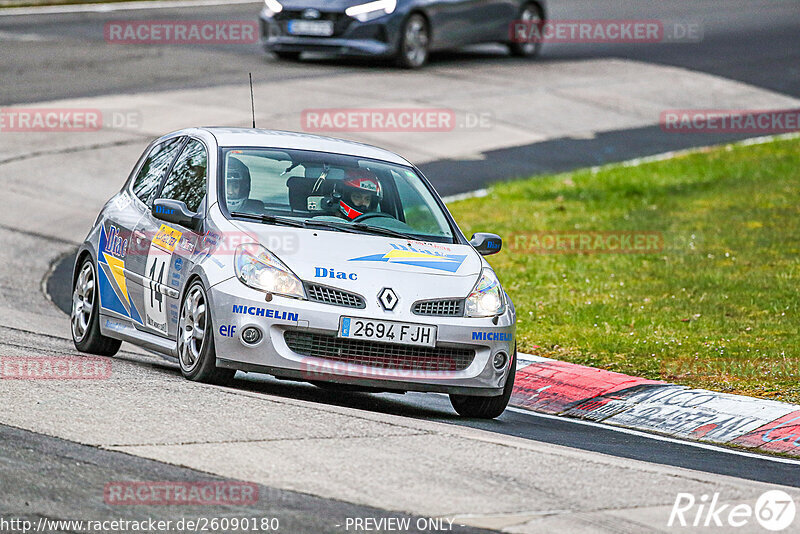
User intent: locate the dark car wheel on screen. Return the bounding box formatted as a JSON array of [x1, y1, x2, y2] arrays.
[[71, 257, 122, 356], [396, 14, 430, 69], [507, 2, 544, 58], [178, 281, 236, 385], [449, 347, 516, 419], [274, 51, 302, 61]]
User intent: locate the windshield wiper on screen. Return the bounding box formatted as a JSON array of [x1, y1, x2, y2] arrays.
[[300, 220, 364, 234], [300, 218, 418, 239], [230, 212, 307, 228], [351, 224, 416, 239], [234, 212, 417, 239], [306, 220, 417, 239]]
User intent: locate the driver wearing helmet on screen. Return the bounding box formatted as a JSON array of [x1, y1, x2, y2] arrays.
[[226, 157, 263, 212], [339, 168, 382, 220]]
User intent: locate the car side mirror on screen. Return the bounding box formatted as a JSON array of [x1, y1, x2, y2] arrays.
[[152, 199, 202, 231], [470, 233, 502, 256]]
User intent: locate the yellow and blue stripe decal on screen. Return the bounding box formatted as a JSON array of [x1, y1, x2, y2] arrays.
[[349, 244, 466, 273], [97, 224, 142, 324]]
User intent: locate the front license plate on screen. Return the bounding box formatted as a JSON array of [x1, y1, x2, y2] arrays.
[[287, 20, 334, 36], [338, 317, 437, 348]]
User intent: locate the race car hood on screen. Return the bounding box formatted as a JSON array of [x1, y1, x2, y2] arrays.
[[236, 223, 484, 299]]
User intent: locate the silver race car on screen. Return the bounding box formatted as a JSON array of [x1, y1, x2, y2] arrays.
[[71, 128, 516, 418]]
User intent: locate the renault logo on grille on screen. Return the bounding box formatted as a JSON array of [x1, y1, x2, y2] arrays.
[[379, 288, 398, 311], [302, 8, 321, 19]]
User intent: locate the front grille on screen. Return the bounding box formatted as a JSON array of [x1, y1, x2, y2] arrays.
[[305, 283, 365, 309], [284, 331, 475, 372], [412, 299, 464, 317]]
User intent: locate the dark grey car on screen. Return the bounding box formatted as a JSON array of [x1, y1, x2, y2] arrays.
[[259, 0, 545, 68]]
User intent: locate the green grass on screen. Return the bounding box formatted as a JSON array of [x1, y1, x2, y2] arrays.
[[449, 136, 800, 403]]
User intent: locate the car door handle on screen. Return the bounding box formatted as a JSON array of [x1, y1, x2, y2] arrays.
[[133, 230, 146, 244]]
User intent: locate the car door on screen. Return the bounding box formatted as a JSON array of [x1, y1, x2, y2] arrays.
[[98, 136, 184, 324], [425, 0, 473, 47], [134, 137, 208, 338], [472, 0, 518, 42]]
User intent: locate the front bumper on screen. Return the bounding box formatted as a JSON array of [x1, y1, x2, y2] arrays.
[[209, 277, 516, 396], [259, 8, 401, 57]]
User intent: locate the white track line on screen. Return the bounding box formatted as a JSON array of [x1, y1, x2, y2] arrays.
[[506, 406, 800, 467], [0, 0, 259, 17], [441, 189, 488, 204], [443, 132, 800, 205]]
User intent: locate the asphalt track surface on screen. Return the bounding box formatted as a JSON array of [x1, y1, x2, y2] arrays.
[[1, 0, 799, 102], [1, 1, 799, 191], [0, 424, 492, 534], [2, 0, 800, 532]]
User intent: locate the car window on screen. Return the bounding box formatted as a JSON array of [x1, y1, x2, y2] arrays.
[[159, 139, 207, 213], [393, 169, 452, 237], [131, 137, 184, 205], [221, 148, 454, 242]]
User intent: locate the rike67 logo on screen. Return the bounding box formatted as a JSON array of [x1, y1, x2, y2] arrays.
[[669, 490, 796, 531]]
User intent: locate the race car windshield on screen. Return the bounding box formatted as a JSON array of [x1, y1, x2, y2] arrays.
[[220, 147, 455, 242]]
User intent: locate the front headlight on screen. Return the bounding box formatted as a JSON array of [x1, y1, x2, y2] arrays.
[[234, 244, 305, 299], [345, 0, 396, 22], [264, 0, 283, 15], [465, 269, 506, 317]]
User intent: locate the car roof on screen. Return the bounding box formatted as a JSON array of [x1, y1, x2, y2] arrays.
[[188, 127, 412, 167]]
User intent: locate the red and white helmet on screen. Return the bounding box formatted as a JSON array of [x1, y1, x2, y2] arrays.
[[339, 168, 382, 220]]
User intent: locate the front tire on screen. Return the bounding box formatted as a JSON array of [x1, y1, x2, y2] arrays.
[[449, 348, 516, 419], [177, 281, 235, 385], [71, 257, 122, 356], [507, 3, 544, 58], [396, 14, 430, 69]]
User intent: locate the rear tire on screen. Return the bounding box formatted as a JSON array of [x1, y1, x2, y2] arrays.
[[449, 348, 516, 419], [507, 3, 544, 58], [396, 14, 430, 69], [71, 257, 122, 356], [177, 281, 235, 385]]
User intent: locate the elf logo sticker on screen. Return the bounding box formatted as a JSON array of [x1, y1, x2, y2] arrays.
[[152, 224, 182, 253]]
